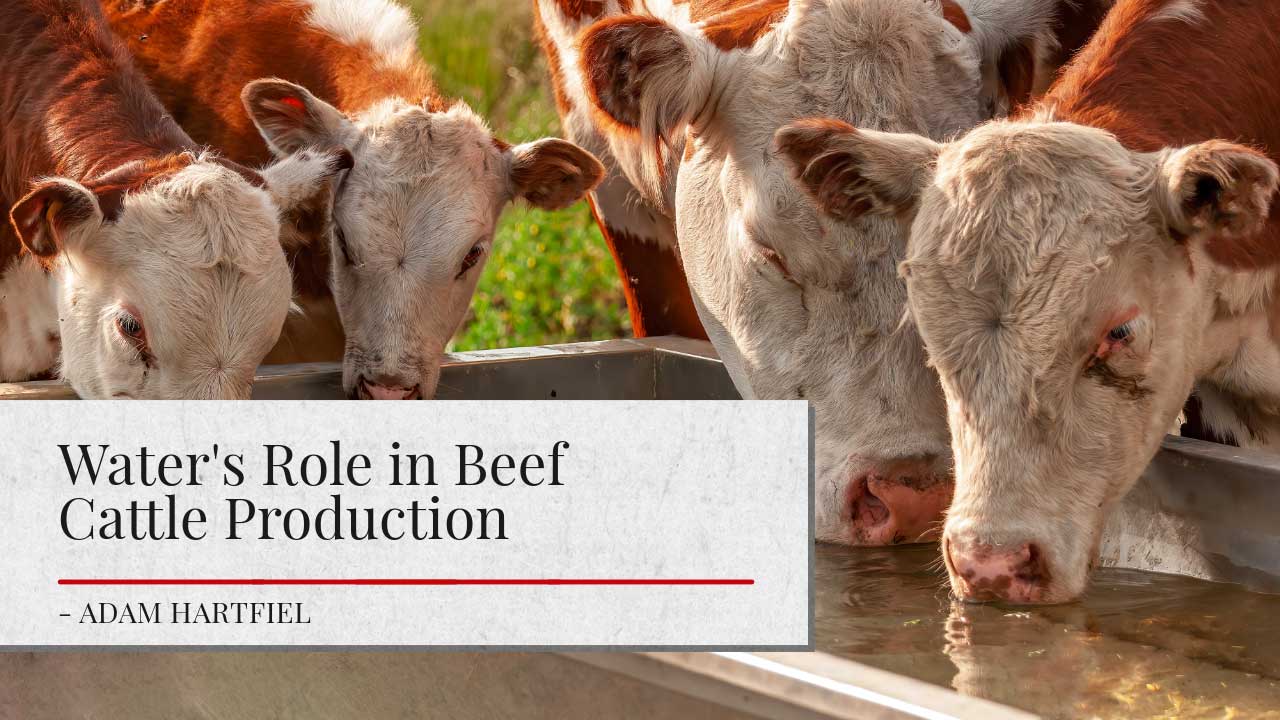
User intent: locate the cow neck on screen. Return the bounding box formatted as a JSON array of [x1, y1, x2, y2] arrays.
[[1025, 0, 1280, 271]]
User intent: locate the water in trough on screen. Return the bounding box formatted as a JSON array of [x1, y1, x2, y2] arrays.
[[817, 543, 1280, 719]]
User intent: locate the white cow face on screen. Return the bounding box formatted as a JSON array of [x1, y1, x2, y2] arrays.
[[8, 150, 350, 399], [580, 0, 1040, 544], [241, 80, 604, 400], [780, 116, 1279, 602]]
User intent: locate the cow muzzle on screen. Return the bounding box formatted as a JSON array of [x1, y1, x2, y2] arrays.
[[845, 457, 953, 546], [944, 535, 1051, 605]]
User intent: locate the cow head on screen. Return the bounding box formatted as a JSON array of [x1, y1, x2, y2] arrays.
[[579, 0, 1054, 544], [8, 149, 351, 399], [241, 79, 604, 400], [780, 116, 1279, 601]]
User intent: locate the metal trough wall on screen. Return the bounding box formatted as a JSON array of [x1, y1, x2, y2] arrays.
[[0, 336, 740, 401], [3, 336, 1274, 719]]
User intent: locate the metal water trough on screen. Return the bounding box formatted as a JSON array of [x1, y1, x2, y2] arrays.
[[2, 335, 1275, 719]]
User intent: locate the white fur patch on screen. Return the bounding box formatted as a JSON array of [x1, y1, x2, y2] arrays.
[[302, 0, 419, 68], [1148, 0, 1204, 25], [0, 255, 60, 382]]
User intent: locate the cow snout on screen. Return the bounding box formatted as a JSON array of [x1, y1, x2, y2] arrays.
[[356, 375, 422, 400], [846, 458, 953, 545], [945, 536, 1049, 605]]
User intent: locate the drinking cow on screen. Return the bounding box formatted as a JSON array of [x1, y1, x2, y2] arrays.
[[779, 0, 1280, 599], [0, 0, 349, 397], [541, 0, 1108, 544], [103, 0, 605, 399]]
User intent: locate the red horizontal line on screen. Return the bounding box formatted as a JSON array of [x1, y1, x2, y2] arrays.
[[58, 578, 754, 587]]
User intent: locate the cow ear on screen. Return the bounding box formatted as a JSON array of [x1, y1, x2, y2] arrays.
[[8, 180, 103, 262], [1153, 140, 1279, 266], [242, 79, 357, 156], [260, 147, 355, 251], [507, 139, 604, 210], [579, 16, 715, 144], [774, 119, 941, 224]]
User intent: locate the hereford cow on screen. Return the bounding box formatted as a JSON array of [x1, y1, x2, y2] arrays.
[[778, 0, 1280, 599], [0, 0, 349, 398], [560, 0, 1105, 545], [103, 0, 605, 399]]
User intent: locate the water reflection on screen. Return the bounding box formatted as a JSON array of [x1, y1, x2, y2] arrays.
[[816, 543, 1280, 719]]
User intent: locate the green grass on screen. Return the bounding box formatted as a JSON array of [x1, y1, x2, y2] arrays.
[[404, 0, 631, 351]]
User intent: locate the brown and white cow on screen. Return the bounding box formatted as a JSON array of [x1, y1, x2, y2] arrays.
[[779, 0, 1280, 599], [103, 0, 605, 399], [549, 0, 1103, 545], [0, 0, 348, 398]]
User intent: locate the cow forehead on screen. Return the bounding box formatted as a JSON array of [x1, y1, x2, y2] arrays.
[[912, 122, 1155, 279], [338, 108, 505, 253], [109, 163, 285, 274], [355, 100, 504, 180], [112, 247, 287, 319], [336, 158, 500, 256], [934, 121, 1145, 211]]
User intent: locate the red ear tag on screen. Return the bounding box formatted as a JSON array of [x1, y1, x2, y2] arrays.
[[940, 0, 972, 33], [280, 96, 306, 112]]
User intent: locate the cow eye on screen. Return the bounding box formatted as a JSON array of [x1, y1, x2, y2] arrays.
[[758, 246, 795, 284], [1107, 322, 1134, 343], [116, 310, 145, 342], [115, 308, 154, 367], [1090, 317, 1139, 367], [457, 243, 485, 279]]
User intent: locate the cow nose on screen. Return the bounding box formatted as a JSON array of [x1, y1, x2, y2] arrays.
[[945, 536, 1049, 605], [357, 375, 421, 400], [846, 458, 952, 545]]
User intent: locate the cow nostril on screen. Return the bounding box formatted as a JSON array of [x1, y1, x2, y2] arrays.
[[1015, 543, 1047, 584], [850, 479, 891, 528], [356, 376, 421, 400]]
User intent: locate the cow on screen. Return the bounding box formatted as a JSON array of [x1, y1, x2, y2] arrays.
[[0, 0, 350, 398], [102, 0, 606, 399], [777, 0, 1280, 600], [551, 0, 1107, 545]]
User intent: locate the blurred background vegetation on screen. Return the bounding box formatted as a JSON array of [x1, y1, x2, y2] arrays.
[[404, 0, 631, 351]]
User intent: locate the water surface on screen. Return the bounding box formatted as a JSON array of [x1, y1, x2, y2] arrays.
[[817, 543, 1280, 719]]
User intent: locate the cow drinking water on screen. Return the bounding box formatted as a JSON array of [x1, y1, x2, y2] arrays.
[[0, 0, 349, 398], [102, 0, 606, 400], [779, 0, 1280, 600], [566, 0, 1099, 545]]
